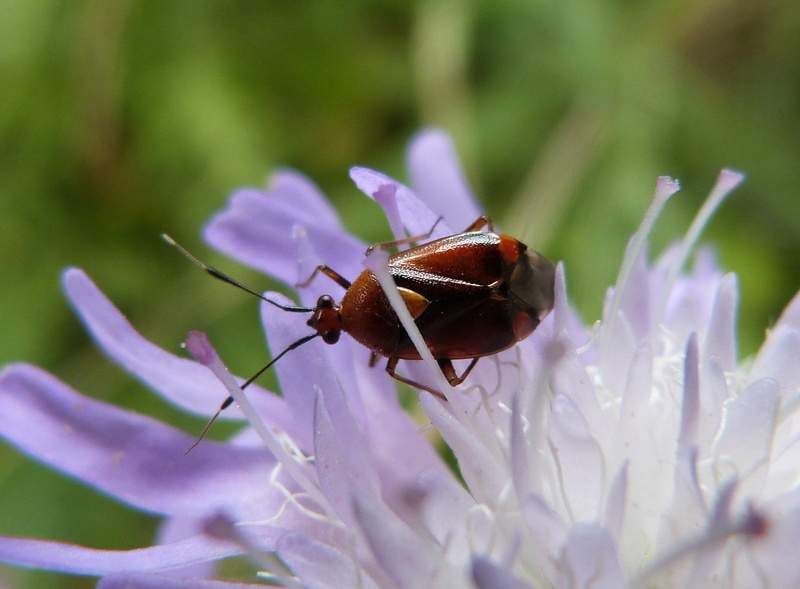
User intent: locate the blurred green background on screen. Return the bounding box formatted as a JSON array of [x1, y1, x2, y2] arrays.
[[1, 0, 798, 587]]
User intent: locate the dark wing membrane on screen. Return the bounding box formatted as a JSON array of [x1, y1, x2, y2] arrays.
[[392, 293, 532, 360]]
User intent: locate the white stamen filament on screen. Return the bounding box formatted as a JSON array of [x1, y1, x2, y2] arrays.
[[183, 331, 335, 520], [362, 248, 470, 416]]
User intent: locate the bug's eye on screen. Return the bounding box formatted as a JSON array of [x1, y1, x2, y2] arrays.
[[322, 330, 340, 345]]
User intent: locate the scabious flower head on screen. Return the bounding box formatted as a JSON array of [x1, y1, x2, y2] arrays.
[[2, 130, 800, 589]]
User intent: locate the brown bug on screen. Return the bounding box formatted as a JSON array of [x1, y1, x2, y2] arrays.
[[165, 215, 554, 448]]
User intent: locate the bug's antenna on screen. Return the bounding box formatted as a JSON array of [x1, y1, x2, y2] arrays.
[[162, 234, 313, 313], [183, 332, 320, 456], [163, 234, 325, 454]]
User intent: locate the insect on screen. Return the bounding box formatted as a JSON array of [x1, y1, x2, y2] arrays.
[[165, 215, 555, 448]]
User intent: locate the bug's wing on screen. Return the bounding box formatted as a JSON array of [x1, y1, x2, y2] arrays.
[[388, 233, 504, 299]]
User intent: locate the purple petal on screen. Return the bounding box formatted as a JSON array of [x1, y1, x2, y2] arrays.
[[371, 182, 406, 243], [420, 393, 507, 505], [313, 389, 381, 527], [0, 534, 240, 577], [471, 557, 532, 589], [63, 268, 296, 432], [662, 256, 725, 344], [155, 518, 217, 580], [0, 364, 279, 518], [204, 174, 364, 287], [98, 574, 261, 588], [350, 166, 445, 237], [352, 495, 459, 589], [277, 534, 381, 589], [392, 468, 475, 559], [259, 287, 447, 500], [406, 129, 482, 231], [323, 344, 450, 508], [259, 292, 346, 439]]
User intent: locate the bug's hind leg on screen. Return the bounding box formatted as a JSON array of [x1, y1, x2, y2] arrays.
[[463, 216, 493, 232], [365, 217, 444, 255]]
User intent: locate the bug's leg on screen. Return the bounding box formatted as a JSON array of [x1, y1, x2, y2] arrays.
[[384, 356, 447, 400], [365, 216, 444, 255], [297, 265, 352, 290], [438, 357, 480, 386], [368, 351, 380, 368], [463, 215, 493, 233]]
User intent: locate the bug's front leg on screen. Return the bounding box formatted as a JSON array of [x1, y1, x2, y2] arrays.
[[296, 265, 352, 290]]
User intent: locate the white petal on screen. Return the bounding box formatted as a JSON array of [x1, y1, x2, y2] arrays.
[[421, 394, 507, 507], [712, 378, 778, 497], [604, 462, 628, 547], [521, 495, 568, 580], [547, 394, 605, 522], [555, 524, 628, 589], [702, 273, 738, 373]]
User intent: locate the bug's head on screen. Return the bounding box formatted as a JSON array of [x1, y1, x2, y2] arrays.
[[307, 295, 343, 344]]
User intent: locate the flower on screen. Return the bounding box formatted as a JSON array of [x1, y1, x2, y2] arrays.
[[2, 129, 800, 588]]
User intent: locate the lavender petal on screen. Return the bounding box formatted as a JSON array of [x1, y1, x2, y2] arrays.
[[406, 129, 482, 231], [204, 175, 364, 286], [0, 364, 280, 519], [63, 268, 294, 431], [0, 534, 241, 577]]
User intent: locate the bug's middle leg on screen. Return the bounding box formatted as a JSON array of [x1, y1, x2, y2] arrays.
[[384, 356, 446, 400]]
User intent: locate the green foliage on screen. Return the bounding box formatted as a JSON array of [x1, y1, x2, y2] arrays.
[[1, 1, 798, 586]]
